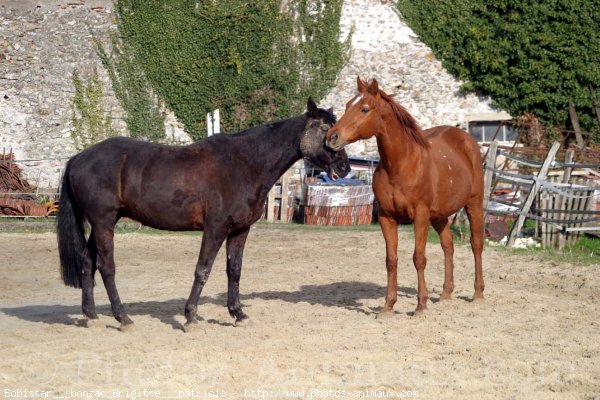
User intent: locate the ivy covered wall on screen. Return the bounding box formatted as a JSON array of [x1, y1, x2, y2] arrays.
[[396, 0, 600, 143], [116, 0, 348, 139]]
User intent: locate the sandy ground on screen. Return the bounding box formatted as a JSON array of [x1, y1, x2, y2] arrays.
[[0, 225, 598, 400]]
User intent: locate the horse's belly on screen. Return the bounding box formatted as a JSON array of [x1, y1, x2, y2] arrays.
[[122, 198, 205, 231]]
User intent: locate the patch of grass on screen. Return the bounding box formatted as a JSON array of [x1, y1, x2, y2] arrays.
[[0, 219, 380, 235], [488, 235, 600, 266], [0, 218, 56, 233], [252, 220, 381, 233]]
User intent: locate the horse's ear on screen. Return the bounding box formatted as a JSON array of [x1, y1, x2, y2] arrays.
[[357, 76, 367, 93], [327, 107, 334, 114], [307, 97, 318, 116], [368, 79, 379, 95]]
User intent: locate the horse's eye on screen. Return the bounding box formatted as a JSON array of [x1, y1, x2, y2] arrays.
[[321, 125, 329, 132], [362, 107, 369, 113]]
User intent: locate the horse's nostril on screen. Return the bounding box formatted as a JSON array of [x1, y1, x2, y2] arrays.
[[331, 133, 339, 144]]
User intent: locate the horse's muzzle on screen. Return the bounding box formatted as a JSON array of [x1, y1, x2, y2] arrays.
[[326, 130, 348, 151]]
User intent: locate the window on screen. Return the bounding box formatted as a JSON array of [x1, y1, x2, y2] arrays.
[[467, 121, 517, 143]]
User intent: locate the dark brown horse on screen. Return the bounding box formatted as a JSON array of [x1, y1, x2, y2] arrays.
[[326, 78, 484, 315], [57, 99, 350, 331]]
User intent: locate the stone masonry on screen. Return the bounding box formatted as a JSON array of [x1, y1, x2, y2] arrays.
[[1, 0, 508, 188]]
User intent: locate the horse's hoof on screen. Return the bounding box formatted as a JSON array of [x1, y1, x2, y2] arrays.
[[376, 310, 395, 320], [183, 320, 202, 333], [84, 318, 103, 329], [118, 322, 135, 332], [439, 292, 452, 301], [234, 317, 253, 328], [473, 294, 485, 302], [413, 306, 427, 316]]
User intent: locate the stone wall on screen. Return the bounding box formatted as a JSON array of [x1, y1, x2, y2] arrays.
[[0, 0, 188, 188], [1, 0, 122, 188], [0, 0, 509, 189]]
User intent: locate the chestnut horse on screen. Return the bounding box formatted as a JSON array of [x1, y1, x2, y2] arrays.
[[58, 99, 350, 331], [326, 78, 484, 315]]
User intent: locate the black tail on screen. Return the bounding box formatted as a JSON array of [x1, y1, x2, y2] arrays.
[[57, 159, 86, 288]]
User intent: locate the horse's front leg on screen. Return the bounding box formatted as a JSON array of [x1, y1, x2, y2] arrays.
[[184, 227, 226, 331], [413, 208, 430, 314], [226, 227, 250, 326], [378, 215, 399, 317]]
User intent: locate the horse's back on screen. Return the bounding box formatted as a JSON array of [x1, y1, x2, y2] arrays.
[[425, 125, 483, 172], [66, 138, 205, 222], [425, 125, 484, 209]]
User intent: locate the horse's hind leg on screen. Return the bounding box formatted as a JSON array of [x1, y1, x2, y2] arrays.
[[94, 223, 134, 330], [431, 218, 455, 300], [184, 227, 227, 330], [465, 201, 485, 300], [226, 227, 250, 326], [81, 229, 98, 321]]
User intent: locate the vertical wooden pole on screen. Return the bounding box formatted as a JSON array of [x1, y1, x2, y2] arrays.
[[540, 189, 548, 248], [280, 170, 290, 223], [483, 140, 498, 212], [557, 150, 574, 249], [507, 141, 560, 247], [267, 185, 276, 223], [568, 102, 585, 148]]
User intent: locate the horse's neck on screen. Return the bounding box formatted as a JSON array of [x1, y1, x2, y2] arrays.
[[377, 121, 428, 175], [246, 117, 304, 188]]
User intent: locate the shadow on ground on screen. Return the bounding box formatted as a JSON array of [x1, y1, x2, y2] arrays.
[[1, 281, 419, 329]]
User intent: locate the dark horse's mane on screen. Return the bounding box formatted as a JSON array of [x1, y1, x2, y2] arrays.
[[378, 90, 429, 149], [211, 107, 336, 140], [309, 107, 337, 124]]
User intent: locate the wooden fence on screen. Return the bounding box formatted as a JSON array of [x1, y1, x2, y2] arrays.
[[483, 141, 600, 248]]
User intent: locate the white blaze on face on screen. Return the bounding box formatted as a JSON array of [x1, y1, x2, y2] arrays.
[[351, 95, 363, 107]]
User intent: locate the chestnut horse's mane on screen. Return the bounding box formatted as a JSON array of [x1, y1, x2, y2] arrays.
[[378, 90, 430, 149]]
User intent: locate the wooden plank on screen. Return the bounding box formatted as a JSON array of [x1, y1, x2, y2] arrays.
[[566, 182, 580, 247], [267, 185, 276, 223], [507, 142, 561, 247], [565, 226, 600, 232], [557, 150, 574, 249], [483, 140, 498, 212], [568, 102, 585, 148], [569, 179, 594, 246], [539, 190, 546, 247], [280, 170, 290, 223]]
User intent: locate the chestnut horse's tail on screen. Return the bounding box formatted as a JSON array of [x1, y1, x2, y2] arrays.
[[57, 159, 86, 288]]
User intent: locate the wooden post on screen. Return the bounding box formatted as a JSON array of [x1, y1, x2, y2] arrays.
[[483, 140, 498, 212], [507, 141, 560, 247], [267, 185, 276, 223], [557, 150, 574, 249], [568, 102, 585, 148], [280, 170, 290, 223]]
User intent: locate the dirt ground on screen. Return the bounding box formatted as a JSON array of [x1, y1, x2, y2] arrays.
[[0, 225, 598, 399]]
